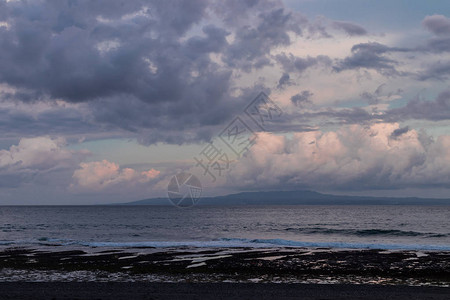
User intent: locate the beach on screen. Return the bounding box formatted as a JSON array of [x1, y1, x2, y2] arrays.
[[0, 246, 449, 299], [1, 246, 450, 285], [1, 206, 449, 298]]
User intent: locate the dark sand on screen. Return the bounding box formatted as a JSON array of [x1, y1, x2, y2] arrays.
[[1, 247, 449, 284], [1, 247, 449, 299], [0, 282, 449, 300]]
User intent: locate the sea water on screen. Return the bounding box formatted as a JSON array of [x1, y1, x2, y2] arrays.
[[0, 205, 449, 251]]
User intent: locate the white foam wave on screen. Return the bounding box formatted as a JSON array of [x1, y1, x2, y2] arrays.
[[2, 238, 450, 251]]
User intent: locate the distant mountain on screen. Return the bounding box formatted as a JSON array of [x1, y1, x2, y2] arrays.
[[112, 190, 450, 206]]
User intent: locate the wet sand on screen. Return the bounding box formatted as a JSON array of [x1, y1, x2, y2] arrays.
[[1, 247, 449, 284], [0, 247, 449, 299]]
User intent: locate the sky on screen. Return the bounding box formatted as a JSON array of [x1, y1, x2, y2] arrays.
[[0, 0, 449, 204]]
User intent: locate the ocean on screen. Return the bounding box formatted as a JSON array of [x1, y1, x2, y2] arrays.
[[1, 205, 449, 251]]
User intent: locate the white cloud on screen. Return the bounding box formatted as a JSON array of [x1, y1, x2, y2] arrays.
[[227, 123, 450, 190], [0, 136, 89, 188], [71, 160, 160, 192], [0, 136, 87, 172]]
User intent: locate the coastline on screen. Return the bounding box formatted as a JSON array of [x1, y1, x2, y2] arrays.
[[1, 246, 449, 299], [1, 246, 449, 286]]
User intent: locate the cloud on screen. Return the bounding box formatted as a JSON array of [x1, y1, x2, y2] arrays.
[[332, 16, 450, 79], [390, 126, 410, 139], [307, 15, 332, 38], [0, 136, 88, 187], [275, 52, 331, 74], [290, 90, 313, 107], [228, 123, 450, 190], [277, 73, 293, 89], [0, 136, 163, 200], [0, 100, 108, 139], [71, 160, 160, 192], [291, 89, 450, 126], [0, 1, 240, 142], [360, 84, 403, 105], [300, 107, 376, 126], [221, 6, 304, 71], [298, 89, 450, 126], [334, 42, 404, 75], [360, 84, 385, 105], [386, 90, 450, 121], [2, 0, 445, 148], [424, 36, 450, 53], [418, 15, 450, 53], [416, 60, 450, 81], [0, 0, 337, 144], [422, 15, 450, 36], [332, 21, 367, 36], [0, 136, 87, 170]]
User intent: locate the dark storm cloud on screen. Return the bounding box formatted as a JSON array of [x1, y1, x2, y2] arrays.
[[0, 97, 128, 142], [0, 0, 209, 103], [0, 0, 326, 144], [0, 107, 114, 140], [186, 25, 229, 55], [221, 7, 304, 71], [3, 0, 447, 150], [334, 42, 406, 75], [332, 21, 367, 36]]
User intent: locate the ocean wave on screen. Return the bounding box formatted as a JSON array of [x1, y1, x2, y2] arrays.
[[1, 237, 450, 251], [218, 238, 450, 251]]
